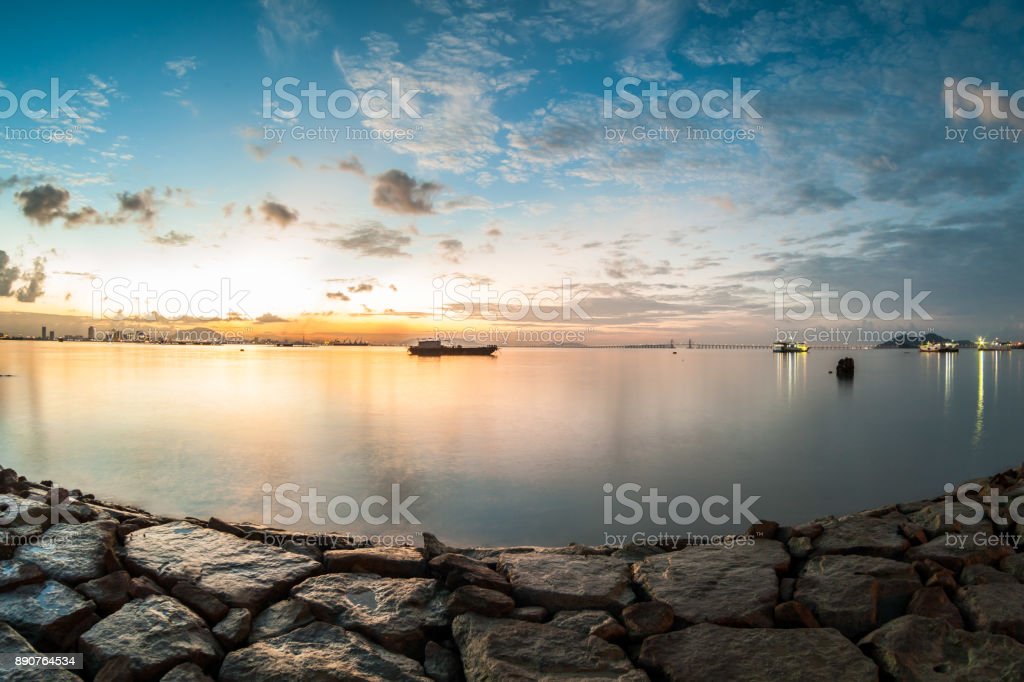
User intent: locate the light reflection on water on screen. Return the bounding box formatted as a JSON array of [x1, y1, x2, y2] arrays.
[[0, 341, 1022, 546]]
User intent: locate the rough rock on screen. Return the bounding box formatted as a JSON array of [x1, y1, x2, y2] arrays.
[[162, 662, 215, 681], [774, 600, 820, 628], [219, 622, 429, 681], [906, 585, 964, 628], [548, 609, 626, 641], [325, 546, 428, 578], [812, 514, 910, 558], [452, 613, 646, 680], [999, 553, 1024, 581], [960, 563, 1018, 585], [498, 553, 635, 613], [908, 501, 993, 538], [0, 622, 80, 681], [423, 641, 461, 682], [0, 494, 52, 551], [213, 608, 252, 649], [291, 573, 448, 658], [248, 598, 314, 643], [906, 533, 1013, 571], [796, 554, 920, 640], [124, 522, 320, 610], [508, 606, 546, 622], [634, 540, 789, 627], [860, 614, 1024, 679], [0, 579, 95, 649], [447, 585, 514, 618], [14, 520, 118, 584], [639, 623, 877, 681], [957, 583, 1024, 643], [0, 559, 45, 591], [76, 569, 130, 614], [171, 581, 230, 624], [78, 595, 222, 678], [429, 553, 512, 594], [128, 574, 166, 598], [94, 656, 133, 681], [622, 601, 674, 639]]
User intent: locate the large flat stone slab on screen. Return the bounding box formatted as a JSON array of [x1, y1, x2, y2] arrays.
[[796, 555, 920, 640], [220, 622, 429, 681], [906, 533, 1013, 572], [0, 622, 80, 681], [0, 579, 95, 649], [453, 613, 647, 681], [639, 623, 878, 681], [124, 522, 321, 610], [957, 583, 1024, 643], [291, 573, 448, 658], [15, 520, 118, 584], [812, 514, 910, 558], [325, 546, 427, 578], [860, 614, 1024, 679], [633, 540, 788, 627], [0, 495, 53, 552], [497, 553, 635, 613], [79, 595, 222, 678]]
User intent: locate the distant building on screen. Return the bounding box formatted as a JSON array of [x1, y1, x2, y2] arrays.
[[49, 331, 55, 341], [88, 326, 95, 341], [41, 326, 46, 340]]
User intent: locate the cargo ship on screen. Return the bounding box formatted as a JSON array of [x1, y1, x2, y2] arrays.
[[771, 341, 808, 353], [976, 338, 1013, 351], [919, 341, 959, 353], [408, 339, 498, 356]]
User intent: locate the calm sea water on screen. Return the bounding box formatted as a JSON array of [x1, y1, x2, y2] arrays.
[[0, 341, 1021, 546]]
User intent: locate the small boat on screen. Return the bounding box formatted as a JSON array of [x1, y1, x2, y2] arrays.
[[919, 342, 959, 353], [771, 341, 808, 353], [408, 339, 497, 356], [977, 338, 1013, 351]]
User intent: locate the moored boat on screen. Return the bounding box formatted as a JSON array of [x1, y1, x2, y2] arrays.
[[408, 339, 498, 356], [919, 341, 959, 353], [772, 341, 808, 353]]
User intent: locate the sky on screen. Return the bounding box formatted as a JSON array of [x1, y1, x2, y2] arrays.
[[1, 0, 1023, 344]]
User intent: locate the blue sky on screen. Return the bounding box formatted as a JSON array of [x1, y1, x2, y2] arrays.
[[1, 0, 1023, 343]]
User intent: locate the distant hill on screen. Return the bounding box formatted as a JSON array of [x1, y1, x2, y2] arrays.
[[875, 332, 950, 349]]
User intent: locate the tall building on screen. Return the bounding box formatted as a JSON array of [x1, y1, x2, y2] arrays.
[[41, 326, 46, 340], [88, 326, 95, 341], [49, 331, 55, 341]]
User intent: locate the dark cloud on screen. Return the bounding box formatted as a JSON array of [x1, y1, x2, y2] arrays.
[[485, 227, 502, 237], [150, 230, 194, 246], [15, 257, 45, 303], [116, 189, 158, 224], [322, 155, 365, 175], [254, 313, 289, 324], [0, 251, 20, 296], [15, 185, 70, 225], [259, 200, 299, 227], [327, 291, 351, 301], [348, 283, 373, 293], [372, 170, 441, 214], [320, 222, 412, 258], [439, 238, 464, 264]]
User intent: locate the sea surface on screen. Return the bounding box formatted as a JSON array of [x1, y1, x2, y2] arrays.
[[0, 341, 1021, 546]]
